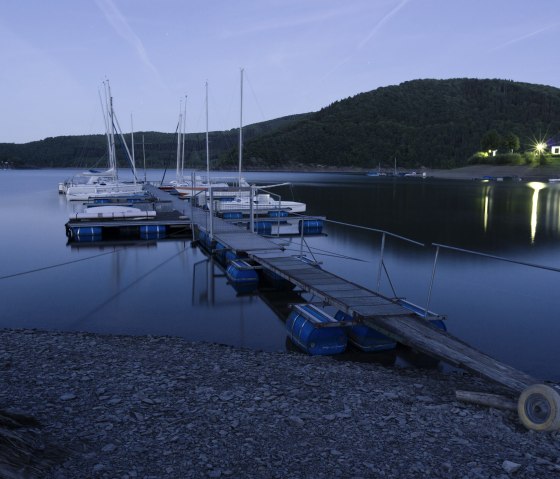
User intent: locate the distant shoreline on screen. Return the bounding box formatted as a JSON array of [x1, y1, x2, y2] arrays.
[[238, 164, 560, 181], [7, 164, 560, 181]]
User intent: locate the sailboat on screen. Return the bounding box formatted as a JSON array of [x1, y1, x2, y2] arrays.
[[65, 81, 145, 201], [192, 69, 306, 216], [366, 162, 386, 177], [174, 83, 234, 200]]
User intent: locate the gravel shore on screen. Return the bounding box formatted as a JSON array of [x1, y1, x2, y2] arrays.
[[1, 329, 559, 479]]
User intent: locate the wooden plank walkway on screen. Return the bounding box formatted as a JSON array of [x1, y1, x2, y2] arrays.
[[144, 184, 191, 215], [168, 184, 541, 393], [251, 254, 539, 392]]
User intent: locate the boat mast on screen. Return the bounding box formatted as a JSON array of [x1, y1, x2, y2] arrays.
[[99, 85, 112, 172], [130, 114, 136, 184], [106, 81, 117, 177], [142, 134, 146, 183], [205, 81, 210, 182], [181, 95, 187, 180], [176, 102, 182, 180], [238, 68, 244, 186]]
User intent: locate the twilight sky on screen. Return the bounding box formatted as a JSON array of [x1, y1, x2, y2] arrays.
[[1, 0, 559, 143]]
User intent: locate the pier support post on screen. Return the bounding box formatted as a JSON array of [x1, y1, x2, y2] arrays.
[[376, 233, 386, 292], [425, 245, 440, 317], [209, 186, 214, 239], [250, 185, 255, 233]]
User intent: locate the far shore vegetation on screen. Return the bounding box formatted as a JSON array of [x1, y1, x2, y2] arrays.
[[2, 78, 560, 171], [468, 128, 560, 168]]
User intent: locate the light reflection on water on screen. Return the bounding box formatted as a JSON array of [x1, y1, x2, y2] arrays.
[[1, 169, 560, 381]]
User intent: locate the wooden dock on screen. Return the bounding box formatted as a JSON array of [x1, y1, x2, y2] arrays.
[[180, 194, 539, 393], [65, 184, 193, 241], [250, 254, 538, 393], [150, 185, 560, 430], [147, 187, 537, 389]]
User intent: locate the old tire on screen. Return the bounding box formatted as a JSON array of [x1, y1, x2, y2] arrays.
[[517, 384, 560, 431]]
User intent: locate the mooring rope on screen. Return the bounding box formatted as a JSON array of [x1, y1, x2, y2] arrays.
[[74, 247, 187, 324], [0, 249, 123, 281]]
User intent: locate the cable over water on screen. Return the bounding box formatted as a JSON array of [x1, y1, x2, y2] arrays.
[[73, 246, 188, 325], [0, 249, 124, 281]]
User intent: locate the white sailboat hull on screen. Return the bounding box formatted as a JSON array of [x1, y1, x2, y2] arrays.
[[214, 194, 306, 215], [66, 182, 144, 200]]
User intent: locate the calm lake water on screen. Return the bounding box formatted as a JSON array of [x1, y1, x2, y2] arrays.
[[1, 169, 559, 382]]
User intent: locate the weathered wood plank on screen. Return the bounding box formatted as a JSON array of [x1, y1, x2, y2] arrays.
[[316, 289, 375, 299], [226, 234, 542, 393], [351, 304, 412, 316], [339, 297, 395, 306], [363, 316, 537, 392], [455, 390, 517, 411]]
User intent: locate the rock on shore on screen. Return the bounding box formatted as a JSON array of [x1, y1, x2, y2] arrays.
[[1, 329, 559, 478]]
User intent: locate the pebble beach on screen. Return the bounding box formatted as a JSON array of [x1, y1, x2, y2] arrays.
[[1, 328, 559, 478]]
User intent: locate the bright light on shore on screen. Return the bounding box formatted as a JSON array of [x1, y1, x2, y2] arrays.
[[534, 142, 547, 154]]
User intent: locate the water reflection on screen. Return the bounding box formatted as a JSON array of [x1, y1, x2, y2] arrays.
[[482, 184, 492, 233], [528, 182, 546, 244], [2, 170, 560, 381]]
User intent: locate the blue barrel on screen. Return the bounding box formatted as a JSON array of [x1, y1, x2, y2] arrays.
[[139, 225, 166, 239], [226, 259, 259, 294], [197, 230, 214, 251], [298, 219, 323, 235], [214, 242, 226, 264], [286, 305, 347, 356], [72, 226, 103, 238], [335, 311, 396, 352], [214, 242, 234, 265], [224, 250, 239, 265], [222, 211, 243, 220], [248, 221, 272, 235], [268, 210, 289, 218]]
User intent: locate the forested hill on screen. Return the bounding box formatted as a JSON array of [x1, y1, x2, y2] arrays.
[[0, 113, 310, 169], [3, 79, 560, 170], [234, 78, 560, 169]]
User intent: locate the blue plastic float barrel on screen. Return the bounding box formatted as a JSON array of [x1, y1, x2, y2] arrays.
[[226, 259, 259, 294], [222, 211, 243, 220], [298, 219, 323, 235], [71, 226, 103, 238], [214, 242, 238, 266], [268, 210, 289, 218], [335, 311, 396, 352], [224, 250, 239, 265], [249, 221, 272, 235], [214, 242, 227, 265], [286, 304, 347, 356], [139, 225, 166, 239], [197, 229, 215, 251]]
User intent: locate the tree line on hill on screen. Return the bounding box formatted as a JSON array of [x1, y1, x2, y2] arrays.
[[2, 78, 560, 170]]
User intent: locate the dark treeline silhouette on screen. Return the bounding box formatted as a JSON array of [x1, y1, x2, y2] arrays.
[[3, 79, 560, 170]]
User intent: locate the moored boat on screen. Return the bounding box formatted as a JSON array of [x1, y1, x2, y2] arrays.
[[64, 81, 143, 200], [213, 193, 306, 215]]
